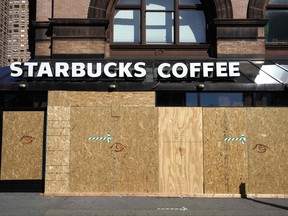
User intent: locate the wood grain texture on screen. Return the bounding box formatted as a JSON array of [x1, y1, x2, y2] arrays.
[[48, 91, 69, 106], [203, 108, 288, 195], [159, 108, 203, 195], [1, 112, 44, 180], [67, 92, 155, 107], [69, 106, 159, 194], [159, 107, 202, 142], [70, 107, 114, 192], [203, 108, 248, 194], [46, 91, 288, 196], [113, 107, 159, 194], [247, 108, 288, 194]]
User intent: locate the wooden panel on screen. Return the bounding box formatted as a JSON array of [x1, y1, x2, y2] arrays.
[[113, 107, 159, 194], [159, 108, 202, 142], [67, 92, 155, 107], [159, 141, 203, 195], [247, 108, 288, 194], [48, 91, 69, 106], [159, 108, 203, 195], [70, 107, 114, 192], [203, 108, 248, 194], [1, 112, 44, 180], [70, 106, 159, 194]]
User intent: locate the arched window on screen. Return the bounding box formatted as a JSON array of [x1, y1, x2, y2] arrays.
[[266, 0, 288, 43], [113, 0, 206, 44]]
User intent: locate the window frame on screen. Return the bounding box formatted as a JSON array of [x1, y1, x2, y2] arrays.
[[112, 0, 207, 45], [156, 91, 288, 107], [265, 2, 288, 44]]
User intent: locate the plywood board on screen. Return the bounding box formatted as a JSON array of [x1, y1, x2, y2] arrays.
[[159, 141, 203, 195], [70, 107, 115, 192], [1, 111, 44, 180], [48, 91, 69, 106], [203, 108, 248, 194], [247, 108, 288, 194], [67, 92, 155, 107], [113, 107, 159, 194], [159, 108, 203, 195], [159, 108, 202, 142], [70, 106, 159, 194]]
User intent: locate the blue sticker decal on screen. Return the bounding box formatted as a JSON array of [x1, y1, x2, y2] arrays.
[[89, 133, 112, 143], [224, 135, 246, 145]]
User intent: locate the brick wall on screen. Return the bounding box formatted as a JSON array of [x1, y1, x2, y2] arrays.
[[33, 0, 270, 58], [54, 0, 90, 18], [46, 92, 71, 193], [217, 39, 266, 56], [36, 0, 52, 21], [35, 41, 51, 57], [52, 39, 106, 55], [231, 0, 249, 19]]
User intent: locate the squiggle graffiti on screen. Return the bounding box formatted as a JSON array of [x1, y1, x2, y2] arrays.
[[88, 133, 112, 143], [224, 135, 246, 145], [110, 142, 126, 152], [253, 144, 270, 153], [20, 136, 35, 144]]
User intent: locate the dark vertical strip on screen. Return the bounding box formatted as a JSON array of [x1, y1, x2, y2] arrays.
[[51, 0, 54, 59], [41, 108, 48, 192], [52, 0, 54, 18], [0, 108, 3, 178], [28, 0, 37, 59], [175, 0, 179, 44], [111, 7, 115, 44], [142, 0, 146, 44], [197, 92, 201, 107]]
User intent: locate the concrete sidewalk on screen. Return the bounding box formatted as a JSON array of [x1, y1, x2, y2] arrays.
[[0, 193, 287, 216]]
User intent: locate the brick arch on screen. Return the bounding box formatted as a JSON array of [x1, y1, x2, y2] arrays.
[[209, 0, 233, 19], [87, 0, 110, 18], [87, 0, 233, 19], [247, 0, 269, 19]]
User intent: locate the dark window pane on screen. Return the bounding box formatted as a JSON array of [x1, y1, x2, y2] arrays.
[[0, 92, 47, 108], [266, 10, 288, 43], [156, 92, 171, 106], [271, 92, 288, 106], [180, 0, 201, 5], [156, 92, 288, 107], [254, 93, 272, 106], [255, 92, 288, 107], [156, 92, 186, 106], [269, 0, 288, 4], [186, 93, 198, 106], [118, 0, 140, 5], [200, 93, 244, 107], [171, 93, 186, 106]]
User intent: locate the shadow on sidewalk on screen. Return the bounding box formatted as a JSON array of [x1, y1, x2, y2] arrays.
[[245, 198, 288, 211], [239, 183, 288, 211]]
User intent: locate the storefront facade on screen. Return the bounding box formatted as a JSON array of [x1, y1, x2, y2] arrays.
[[0, 0, 287, 197]]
